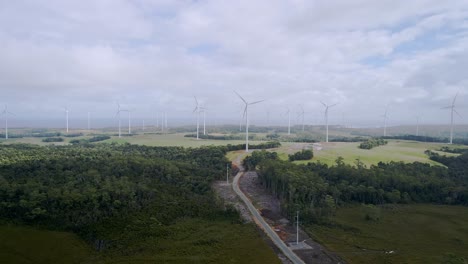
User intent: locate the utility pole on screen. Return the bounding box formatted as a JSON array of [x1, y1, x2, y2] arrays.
[[296, 211, 299, 245], [226, 163, 229, 184]]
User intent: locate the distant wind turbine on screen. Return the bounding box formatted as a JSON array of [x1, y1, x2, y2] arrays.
[[321, 101, 337, 143], [87, 111, 91, 131], [285, 107, 291, 135], [193, 97, 202, 140], [442, 92, 461, 144], [416, 115, 421, 137], [202, 107, 207, 135], [115, 102, 127, 138], [2, 105, 15, 139], [127, 109, 134, 135], [64, 107, 69, 133], [297, 105, 305, 132], [234, 91, 264, 152], [382, 104, 390, 137]]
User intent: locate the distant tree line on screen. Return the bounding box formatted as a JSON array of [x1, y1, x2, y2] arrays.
[[184, 133, 248, 140], [244, 150, 468, 223], [224, 141, 281, 151], [289, 149, 313, 161], [70, 135, 110, 144], [359, 138, 388, 149], [42, 137, 64, 142]]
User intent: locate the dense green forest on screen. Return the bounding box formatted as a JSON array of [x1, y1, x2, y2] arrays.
[[0, 143, 282, 262], [358, 138, 387, 149], [244, 150, 468, 223], [288, 149, 314, 161]]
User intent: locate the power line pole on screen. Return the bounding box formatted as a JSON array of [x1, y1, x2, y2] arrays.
[[296, 211, 299, 245], [226, 163, 229, 184]]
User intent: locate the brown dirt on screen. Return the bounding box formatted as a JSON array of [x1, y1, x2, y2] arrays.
[[239, 170, 345, 264]]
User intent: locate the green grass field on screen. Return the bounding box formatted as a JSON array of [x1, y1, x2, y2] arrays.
[[307, 204, 468, 264], [0, 224, 96, 264], [271, 140, 460, 166], [0, 219, 280, 264]]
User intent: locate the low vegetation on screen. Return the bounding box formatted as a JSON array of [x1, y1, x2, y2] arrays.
[[308, 204, 468, 263], [358, 138, 387, 149]]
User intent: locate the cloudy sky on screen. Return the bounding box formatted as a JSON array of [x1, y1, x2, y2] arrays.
[[1, 0, 468, 128]]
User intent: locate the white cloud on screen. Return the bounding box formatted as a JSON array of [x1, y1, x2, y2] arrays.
[[0, 0, 467, 126]]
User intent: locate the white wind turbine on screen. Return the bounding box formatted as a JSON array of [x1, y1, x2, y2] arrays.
[[234, 91, 264, 152], [297, 105, 305, 132], [115, 102, 127, 138], [127, 108, 134, 135], [442, 92, 461, 144], [87, 111, 91, 131], [202, 107, 207, 135], [2, 105, 15, 139], [416, 115, 421, 137], [193, 97, 202, 140], [382, 104, 390, 137], [321, 101, 337, 143], [285, 107, 291, 135], [64, 107, 70, 133]]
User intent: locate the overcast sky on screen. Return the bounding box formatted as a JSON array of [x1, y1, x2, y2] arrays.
[[1, 0, 468, 128]]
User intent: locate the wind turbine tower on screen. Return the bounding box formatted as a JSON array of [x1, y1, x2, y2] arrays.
[[2, 105, 15, 139], [442, 92, 461, 144], [64, 107, 69, 133], [193, 97, 201, 140], [285, 107, 291, 135], [87, 112, 91, 131], [321, 101, 337, 143], [382, 104, 390, 137], [234, 91, 264, 152], [416, 115, 421, 137], [115, 102, 127, 138], [298, 105, 305, 132]]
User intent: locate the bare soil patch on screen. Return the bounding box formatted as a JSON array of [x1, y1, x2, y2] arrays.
[[239, 170, 345, 264]]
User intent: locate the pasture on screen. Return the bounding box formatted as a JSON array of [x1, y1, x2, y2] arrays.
[[307, 204, 468, 263]]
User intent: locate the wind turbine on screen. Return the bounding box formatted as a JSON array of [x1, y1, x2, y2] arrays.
[[416, 115, 421, 137], [64, 107, 69, 133], [87, 111, 91, 131], [382, 104, 390, 137], [127, 109, 134, 135], [202, 107, 207, 135], [115, 102, 127, 138], [442, 92, 461, 144], [234, 91, 264, 152], [285, 107, 291, 135], [297, 105, 305, 132], [193, 97, 201, 140], [2, 105, 15, 139], [321, 101, 337, 143]]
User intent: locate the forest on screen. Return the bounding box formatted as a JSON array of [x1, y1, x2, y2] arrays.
[[0, 143, 236, 250], [244, 150, 468, 223]]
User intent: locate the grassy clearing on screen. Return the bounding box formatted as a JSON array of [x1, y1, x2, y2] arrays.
[[307, 204, 468, 264], [0, 219, 280, 264], [272, 140, 459, 166], [0, 224, 96, 264]]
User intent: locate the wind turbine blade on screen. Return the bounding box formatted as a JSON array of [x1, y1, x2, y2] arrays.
[[329, 103, 338, 108], [233, 91, 247, 104], [249, 100, 264, 105], [452, 92, 459, 105], [194, 96, 199, 106], [242, 106, 247, 119], [441, 106, 452, 109], [454, 109, 462, 118], [320, 101, 326, 107]]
